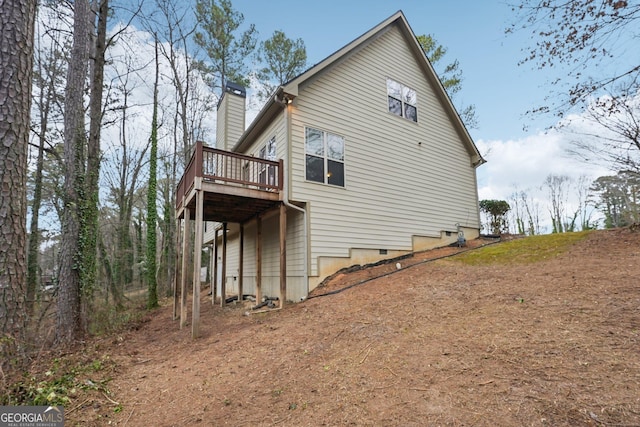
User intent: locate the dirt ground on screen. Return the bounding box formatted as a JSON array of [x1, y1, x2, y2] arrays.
[[67, 228, 639, 426]]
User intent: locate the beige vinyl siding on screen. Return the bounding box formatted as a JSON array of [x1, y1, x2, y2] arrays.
[[216, 98, 227, 150], [211, 208, 306, 301], [289, 24, 480, 276], [216, 92, 246, 151], [240, 115, 285, 159], [203, 221, 217, 246], [222, 232, 240, 292]]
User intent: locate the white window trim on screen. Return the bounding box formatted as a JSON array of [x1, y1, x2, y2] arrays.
[[258, 136, 277, 186], [304, 126, 346, 187], [386, 77, 418, 122]]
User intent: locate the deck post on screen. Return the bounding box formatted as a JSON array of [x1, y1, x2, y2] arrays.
[[256, 216, 262, 303], [195, 141, 203, 176], [208, 242, 214, 301], [180, 208, 191, 329], [212, 228, 218, 305], [192, 190, 204, 339], [238, 223, 244, 304], [220, 222, 227, 307], [279, 203, 287, 308], [172, 216, 182, 320]]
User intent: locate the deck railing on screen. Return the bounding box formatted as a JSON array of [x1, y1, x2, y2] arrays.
[[176, 141, 283, 209]]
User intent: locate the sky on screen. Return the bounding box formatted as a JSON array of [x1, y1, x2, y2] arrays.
[[233, 0, 549, 141], [226, 0, 614, 231]]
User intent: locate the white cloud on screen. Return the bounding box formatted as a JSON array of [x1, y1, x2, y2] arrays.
[[476, 90, 640, 223], [475, 129, 611, 232]]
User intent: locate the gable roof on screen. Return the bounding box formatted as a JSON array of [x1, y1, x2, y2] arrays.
[[234, 10, 485, 167]]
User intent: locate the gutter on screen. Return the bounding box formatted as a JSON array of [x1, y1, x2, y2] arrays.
[[275, 91, 310, 299]]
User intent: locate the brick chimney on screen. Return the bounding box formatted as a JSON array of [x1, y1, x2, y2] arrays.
[[216, 82, 246, 151]]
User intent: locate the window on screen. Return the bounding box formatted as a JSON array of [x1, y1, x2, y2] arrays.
[[258, 137, 276, 186], [305, 127, 344, 187], [387, 78, 417, 122]]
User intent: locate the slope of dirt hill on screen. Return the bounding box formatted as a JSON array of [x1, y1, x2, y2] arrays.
[[67, 228, 639, 426]]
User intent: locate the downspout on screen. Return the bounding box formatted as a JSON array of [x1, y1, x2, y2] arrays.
[[275, 91, 309, 299]]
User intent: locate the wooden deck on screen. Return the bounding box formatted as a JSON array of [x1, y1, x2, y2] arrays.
[[176, 141, 283, 222], [174, 141, 287, 338]]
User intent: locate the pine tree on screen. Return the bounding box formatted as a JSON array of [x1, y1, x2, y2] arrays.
[[0, 0, 37, 368]]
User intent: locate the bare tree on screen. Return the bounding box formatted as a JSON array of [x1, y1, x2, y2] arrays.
[[144, 0, 216, 161], [148, 0, 201, 164], [143, 0, 215, 295], [510, 1, 640, 173], [0, 0, 37, 365], [102, 56, 151, 307], [509, 0, 640, 117], [544, 174, 572, 233], [565, 90, 640, 174], [27, 8, 68, 316], [509, 186, 542, 235], [575, 175, 598, 231]]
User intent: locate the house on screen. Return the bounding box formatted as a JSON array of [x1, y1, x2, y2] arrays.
[[174, 10, 485, 337]]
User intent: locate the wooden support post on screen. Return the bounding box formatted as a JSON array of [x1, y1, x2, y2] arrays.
[[238, 223, 244, 304], [173, 217, 182, 320], [212, 228, 218, 305], [192, 190, 204, 339], [279, 203, 287, 308], [220, 222, 227, 307], [180, 208, 191, 329], [256, 216, 262, 303], [208, 242, 214, 301]]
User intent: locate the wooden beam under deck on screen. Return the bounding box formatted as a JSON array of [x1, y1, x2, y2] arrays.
[[180, 184, 280, 224]]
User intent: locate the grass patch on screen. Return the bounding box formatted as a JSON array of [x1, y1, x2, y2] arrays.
[[455, 231, 593, 265]]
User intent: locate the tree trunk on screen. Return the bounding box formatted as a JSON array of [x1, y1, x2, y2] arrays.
[[162, 170, 176, 297], [98, 231, 122, 309], [26, 77, 49, 317], [57, 0, 91, 345], [114, 87, 134, 294], [82, 0, 109, 322], [27, 24, 65, 316], [147, 35, 160, 309], [0, 0, 36, 366]]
